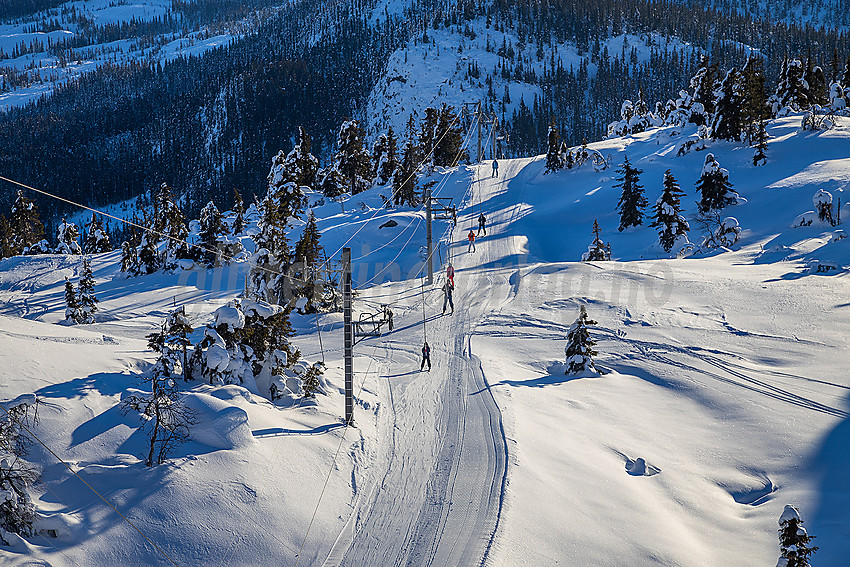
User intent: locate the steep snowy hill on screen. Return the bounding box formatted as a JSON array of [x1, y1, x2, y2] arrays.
[[1, 113, 849, 564]]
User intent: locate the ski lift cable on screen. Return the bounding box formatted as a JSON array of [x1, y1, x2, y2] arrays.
[[0, 174, 327, 290], [326, 110, 478, 263], [353, 113, 479, 287], [0, 405, 181, 567], [294, 338, 384, 567], [343, 110, 480, 267]]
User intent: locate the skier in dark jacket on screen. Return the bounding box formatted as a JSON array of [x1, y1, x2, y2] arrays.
[[492, 159, 499, 177], [441, 281, 454, 315], [477, 212, 486, 236], [420, 342, 431, 371]]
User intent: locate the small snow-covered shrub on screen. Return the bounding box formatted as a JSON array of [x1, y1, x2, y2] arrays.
[[777, 505, 817, 567], [0, 395, 40, 540], [807, 259, 840, 274], [564, 305, 599, 376], [813, 189, 835, 225], [791, 211, 817, 228]]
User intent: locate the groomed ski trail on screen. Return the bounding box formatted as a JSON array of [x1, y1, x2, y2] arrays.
[[325, 159, 534, 567]]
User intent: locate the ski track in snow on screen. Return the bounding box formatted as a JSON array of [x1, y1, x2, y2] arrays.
[[328, 163, 513, 567]]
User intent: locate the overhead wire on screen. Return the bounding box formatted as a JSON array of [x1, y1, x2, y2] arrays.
[[325, 109, 472, 263], [354, 112, 480, 289], [0, 405, 180, 567]]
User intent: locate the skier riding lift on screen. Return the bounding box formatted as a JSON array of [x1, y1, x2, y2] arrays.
[[420, 342, 432, 371], [477, 212, 487, 236], [442, 280, 454, 315], [446, 263, 455, 287], [467, 229, 476, 253], [492, 159, 499, 177]]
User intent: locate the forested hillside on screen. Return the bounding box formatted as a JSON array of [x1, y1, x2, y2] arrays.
[[0, 0, 848, 226]]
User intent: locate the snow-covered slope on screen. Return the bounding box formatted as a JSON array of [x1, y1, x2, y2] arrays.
[[2, 113, 849, 564]]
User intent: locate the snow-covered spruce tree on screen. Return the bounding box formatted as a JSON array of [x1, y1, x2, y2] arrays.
[[777, 57, 810, 111], [84, 213, 111, 254], [433, 105, 467, 167], [163, 307, 193, 381], [198, 201, 227, 268], [804, 59, 828, 106], [689, 57, 718, 125], [615, 156, 647, 231], [333, 119, 372, 195], [376, 127, 399, 186], [813, 189, 835, 225], [0, 215, 14, 259], [250, 157, 309, 303], [777, 505, 818, 567], [64, 278, 80, 324], [582, 220, 610, 261], [711, 68, 744, 141], [293, 210, 332, 312], [545, 118, 562, 173], [122, 324, 195, 466], [8, 190, 45, 255], [419, 107, 439, 164], [55, 218, 82, 255], [752, 120, 770, 166], [696, 153, 738, 213], [137, 231, 160, 274], [120, 240, 140, 274], [693, 210, 742, 250], [651, 170, 690, 252], [77, 257, 98, 324], [828, 81, 848, 112], [564, 305, 599, 375], [394, 118, 421, 208], [301, 361, 326, 398], [0, 394, 40, 541], [285, 126, 319, 189], [742, 55, 770, 144], [232, 189, 246, 236], [194, 300, 300, 391]]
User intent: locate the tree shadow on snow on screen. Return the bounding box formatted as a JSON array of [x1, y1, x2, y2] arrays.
[[810, 392, 850, 565], [252, 423, 345, 437], [36, 372, 135, 400]]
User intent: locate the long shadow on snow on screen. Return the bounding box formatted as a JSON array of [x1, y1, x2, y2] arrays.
[[811, 391, 850, 565], [252, 423, 344, 437], [36, 371, 135, 400]]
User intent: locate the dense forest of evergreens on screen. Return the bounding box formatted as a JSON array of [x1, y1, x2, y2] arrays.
[[0, 0, 847, 223]]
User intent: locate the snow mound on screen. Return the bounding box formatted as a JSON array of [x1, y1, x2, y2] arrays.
[[182, 393, 254, 450], [624, 456, 661, 477]]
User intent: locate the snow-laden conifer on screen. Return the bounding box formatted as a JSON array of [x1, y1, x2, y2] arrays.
[[76, 257, 98, 324], [777, 505, 817, 567], [545, 119, 562, 173], [615, 156, 647, 230], [122, 320, 195, 466], [582, 220, 610, 261], [285, 126, 319, 189], [85, 213, 111, 254], [711, 68, 744, 141], [813, 189, 835, 225], [8, 190, 44, 255], [696, 153, 738, 213], [0, 394, 40, 540], [198, 201, 226, 268], [651, 170, 690, 252], [564, 305, 599, 375], [64, 278, 79, 324], [55, 218, 82, 255]]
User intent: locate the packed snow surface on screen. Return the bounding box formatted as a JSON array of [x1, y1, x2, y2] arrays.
[[1, 114, 850, 564]]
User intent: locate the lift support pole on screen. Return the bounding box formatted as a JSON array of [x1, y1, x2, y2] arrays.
[[426, 186, 433, 285], [342, 247, 354, 424]]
